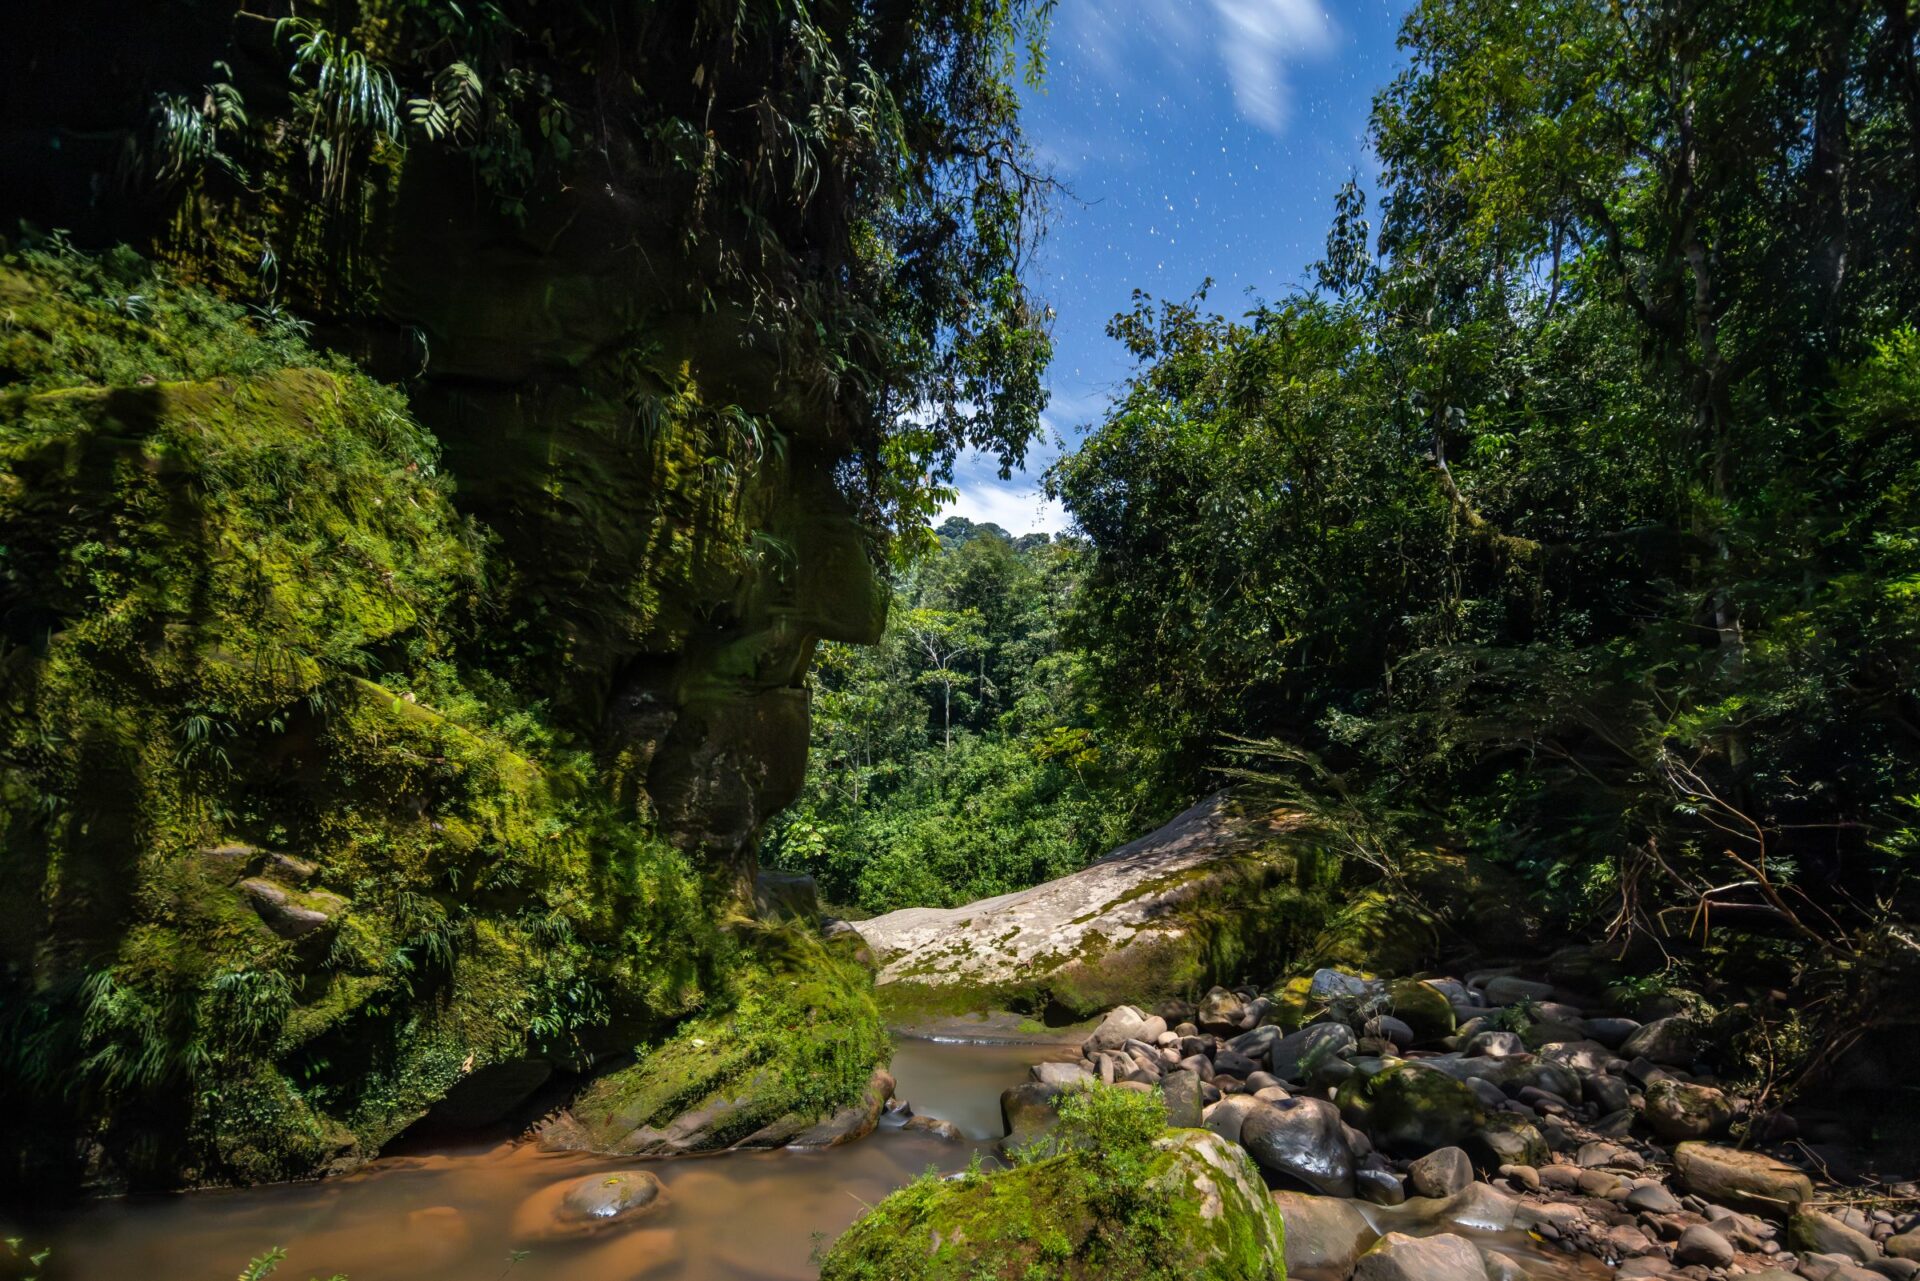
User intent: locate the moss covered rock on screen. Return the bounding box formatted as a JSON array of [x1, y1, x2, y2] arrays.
[[1336, 1063, 1487, 1157], [820, 1087, 1285, 1281], [538, 924, 888, 1156]]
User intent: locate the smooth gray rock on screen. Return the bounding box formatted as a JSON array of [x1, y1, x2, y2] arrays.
[[1626, 1183, 1683, 1214], [1465, 1031, 1526, 1058], [1483, 975, 1555, 1005], [1162, 1068, 1204, 1129], [1273, 1190, 1372, 1277], [1357, 1165, 1408, 1205], [1239, 1096, 1356, 1197]]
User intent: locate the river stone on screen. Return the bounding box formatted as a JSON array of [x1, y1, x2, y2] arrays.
[[1311, 967, 1375, 1000], [1891, 1230, 1920, 1261], [1539, 1039, 1612, 1073], [1202, 1093, 1264, 1145], [1626, 1183, 1683, 1214], [1466, 1031, 1526, 1058], [1355, 1231, 1491, 1281], [1272, 1189, 1373, 1277], [1672, 1142, 1814, 1214], [1644, 1078, 1732, 1141], [1619, 1016, 1701, 1065], [902, 1114, 964, 1141], [1030, 1059, 1093, 1088], [1585, 1072, 1633, 1114], [1357, 1165, 1408, 1205], [1484, 976, 1555, 1006], [1792, 1210, 1882, 1264], [513, 1170, 667, 1242], [859, 793, 1310, 1016], [1409, 1146, 1475, 1198], [1387, 978, 1459, 1042], [1271, 1022, 1357, 1082], [1466, 1113, 1549, 1172], [1365, 1014, 1415, 1047], [1162, 1068, 1204, 1129], [1675, 1223, 1736, 1267], [1339, 1062, 1486, 1155], [1197, 986, 1248, 1033], [1239, 1096, 1355, 1196], [1583, 1017, 1641, 1047]]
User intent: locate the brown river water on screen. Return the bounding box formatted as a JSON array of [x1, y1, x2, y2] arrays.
[[9, 1036, 1609, 1281], [8, 1039, 1061, 1281]]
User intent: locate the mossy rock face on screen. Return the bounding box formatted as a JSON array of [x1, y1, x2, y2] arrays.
[[1384, 980, 1456, 1043], [0, 250, 735, 1191], [540, 925, 890, 1156], [819, 1126, 1286, 1281]]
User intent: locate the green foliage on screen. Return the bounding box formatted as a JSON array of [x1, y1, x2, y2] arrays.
[[275, 17, 402, 203], [768, 519, 1148, 911], [1047, 0, 1920, 1082]]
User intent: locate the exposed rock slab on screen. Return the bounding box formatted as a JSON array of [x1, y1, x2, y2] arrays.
[[861, 793, 1311, 1016]]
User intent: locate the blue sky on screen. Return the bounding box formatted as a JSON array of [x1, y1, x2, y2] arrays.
[[941, 0, 1414, 533]]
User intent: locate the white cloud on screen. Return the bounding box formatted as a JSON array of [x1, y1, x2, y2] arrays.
[[941, 480, 1069, 534], [1056, 0, 1336, 136], [1208, 0, 1336, 132]]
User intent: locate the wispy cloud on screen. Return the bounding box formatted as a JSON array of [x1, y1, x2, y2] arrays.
[[1208, 0, 1336, 132], [1057, 0, 1337, 136]]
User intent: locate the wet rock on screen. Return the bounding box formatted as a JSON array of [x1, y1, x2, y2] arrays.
[[753, 869, 821, 923], [1355, 1230, 1491, 1281], [1338, 1062, 1487, 1156], [1000, 1082, 1066, 1151], [512, 1170, 667, 1242], [1409, 1145, 1475, 1198], [1239, 1096, 1356, 1196], [1619, 1016, 1701, 1065], [1671, 1222, 1734, 1266], [1270, 1022, 1357, 1083], [1644, 1078, 1732, 1141], [1358, 1165, 1408, 1205], [903, 1114, 964, 1141], [1793, 1210, 1883, 1264], [1671, 1141, 1814, 1214]]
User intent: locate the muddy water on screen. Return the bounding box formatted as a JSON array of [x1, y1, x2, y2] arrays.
[[13, 1036, 1608, 1281], [14, 1038, 1064, 1281]]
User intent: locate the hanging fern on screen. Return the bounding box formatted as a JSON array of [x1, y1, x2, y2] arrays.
[[275, 17, 401, 202]]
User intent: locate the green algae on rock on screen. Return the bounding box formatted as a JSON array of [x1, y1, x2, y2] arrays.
[[537, 923, 890, 1156], [819, 1085, 1286, 1281]]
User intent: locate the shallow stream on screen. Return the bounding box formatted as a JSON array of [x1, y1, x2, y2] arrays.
[[10, 1039, 1064, 1281]]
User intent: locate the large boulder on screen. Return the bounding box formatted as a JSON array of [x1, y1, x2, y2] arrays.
[[1238, 1097, 1356, 1196], [820, 1120, 1286, 1280], [1338, 1063, 1487, 1155], [1270, 1022, 1358, 1083], [861, 794, 1329, 1018], [1672, 1142, 1814, 1215], [1644, 1079, 1732, 1141], [1620, 1017, 1702, 1065]]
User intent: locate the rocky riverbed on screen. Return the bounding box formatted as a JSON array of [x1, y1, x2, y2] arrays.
[[953, 963, 1920, 1281]]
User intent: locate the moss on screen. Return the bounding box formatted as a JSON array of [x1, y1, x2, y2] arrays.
[[820, 1086, 1285, 1280], [565, 921, 888, 1152]]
